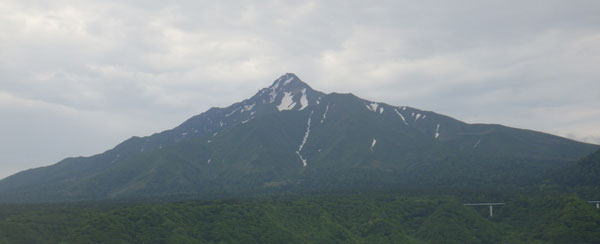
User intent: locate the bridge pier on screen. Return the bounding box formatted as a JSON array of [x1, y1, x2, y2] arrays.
[[464, 203, 505, 218]]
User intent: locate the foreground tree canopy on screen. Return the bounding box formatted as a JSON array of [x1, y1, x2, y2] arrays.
[[1, 193, 599, 244]]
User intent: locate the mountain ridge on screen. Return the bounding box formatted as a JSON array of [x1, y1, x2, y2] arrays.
[[0, 73, 597, 202]]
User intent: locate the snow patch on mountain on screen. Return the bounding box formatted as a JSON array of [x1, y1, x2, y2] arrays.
[[277, 92, 296, 111], [242, 104, 255, 112], [435, 124, 440, 139], [271, 79, 281, 90], [297, 112, 313, 167], [269, 88, 278, 103], [321, 105, 329, 123], [366, 102, 379, 112], [282, 77, 294, 86], [225, 108, 239, 117], [370, 138, 377, 152], [395, 109, 408, 125], [241, 117, 254, 124], [299, 88, 308, 110], [474, 139, 481, 149]]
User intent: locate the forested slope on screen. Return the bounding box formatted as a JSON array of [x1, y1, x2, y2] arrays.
[[1, 193, 599, 244]]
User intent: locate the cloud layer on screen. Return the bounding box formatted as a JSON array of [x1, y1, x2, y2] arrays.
[[1, 0, 599, 178]]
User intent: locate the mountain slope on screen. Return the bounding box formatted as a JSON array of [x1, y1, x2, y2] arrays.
[[551, 148, 600, 198], [0, 73, 597, 202]]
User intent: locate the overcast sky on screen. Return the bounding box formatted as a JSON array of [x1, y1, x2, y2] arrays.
[[1, 0, 599, 179]]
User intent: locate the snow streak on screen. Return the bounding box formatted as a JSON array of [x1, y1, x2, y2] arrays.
[[395, 109, 408, 125], [435, 124, 440, 139], [297, 111, 314, 167], [321, 105, 329, 123], [370, 138, 377, 152], [473, 139, 481, 149], [225, 108, 239, 117], [241, 116, 254, 124]]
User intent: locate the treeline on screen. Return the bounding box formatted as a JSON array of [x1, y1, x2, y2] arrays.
[[1, 193, 599, 244]]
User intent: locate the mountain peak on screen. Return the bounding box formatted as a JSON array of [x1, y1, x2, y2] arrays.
[[248, 73, 322, 112], [269, 73, 311, 91]]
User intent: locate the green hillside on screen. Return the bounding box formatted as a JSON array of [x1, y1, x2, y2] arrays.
[[1, 193, 599, 244]]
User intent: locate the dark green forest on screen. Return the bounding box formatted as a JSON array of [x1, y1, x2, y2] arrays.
[[1, 193, 599, 244]]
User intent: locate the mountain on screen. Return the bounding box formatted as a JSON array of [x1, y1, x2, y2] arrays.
[[552, 148, 600, 190], [0, 73, 597, 202]]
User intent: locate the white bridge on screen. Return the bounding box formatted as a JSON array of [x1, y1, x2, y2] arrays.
[[463, 203, 505, 217], [464, 201, 600, 218]]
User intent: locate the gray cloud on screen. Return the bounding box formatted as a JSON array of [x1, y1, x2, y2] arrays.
[[1, 0, 599, 178]]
